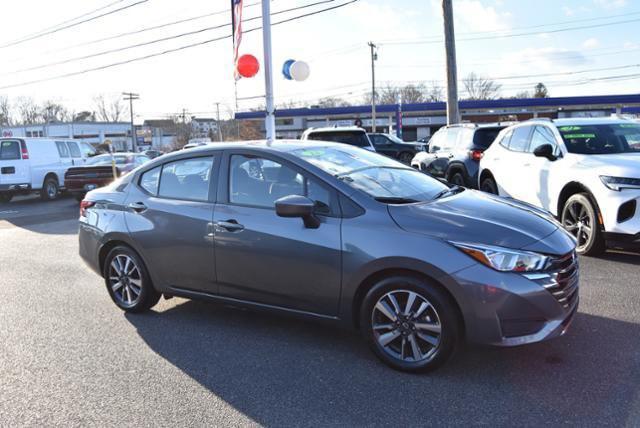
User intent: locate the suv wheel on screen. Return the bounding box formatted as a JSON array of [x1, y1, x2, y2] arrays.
[[449, 172, 466, 187], [480, 176, 498, 194], [561, 193, 605, 256], [398, 152, 414, 164], [104, 246, 161, 312], [0, 194, 12, 203], [40, 177, 59, 201], [360, 275, 460, 373]]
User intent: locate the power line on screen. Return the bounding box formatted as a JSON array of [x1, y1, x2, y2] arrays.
[[0, 0, 335, 77], [0, 0, 360, 91], [0, 0, 151, 50]]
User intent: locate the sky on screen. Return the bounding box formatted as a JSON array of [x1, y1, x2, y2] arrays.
[[0, 0, 639, 122]]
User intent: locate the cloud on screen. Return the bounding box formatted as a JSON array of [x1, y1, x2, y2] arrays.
[[430, 0, 512, 32], [594, 0, 627, 9], [582, 38, 600, 49], [562, 6, 575, 16]]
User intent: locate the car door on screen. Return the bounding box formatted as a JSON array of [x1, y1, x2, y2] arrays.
[[0, 140, 29, 188], [66, 141, 83, 167], [124, 155, 219, 294], [427, 128, 458, 178], [522, 125, 562, 210], [213, 150, 342, 316], [496, 125, 534, 201], [420, 128, 446, 176], [371, 135, 395, 158]]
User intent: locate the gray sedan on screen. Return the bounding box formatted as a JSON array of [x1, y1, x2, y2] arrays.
[[78, 141, 578, 372]]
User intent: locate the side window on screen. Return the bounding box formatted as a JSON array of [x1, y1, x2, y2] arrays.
[[428, 130, 446, 152], [80, 142, 96, 158], [508, 126, 533, 152], [67, 141, 81, 158], [499, 129, 514, 149], [444, 128, 460, 150], [229, 155, 332, 214], [0, 140, 20, 160], [529, 126, 557, 153], [55, 141, 70, 158], [139, 166, 161, 195], [158, 157, 214, 201]]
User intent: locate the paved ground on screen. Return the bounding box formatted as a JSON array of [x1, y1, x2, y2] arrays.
[[1, 196, 639, 427]]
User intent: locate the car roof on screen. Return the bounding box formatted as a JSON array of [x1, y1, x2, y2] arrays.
[[170, 139, 349, 155], [304, 126, 366, 133], [551, 117, 636, 126]]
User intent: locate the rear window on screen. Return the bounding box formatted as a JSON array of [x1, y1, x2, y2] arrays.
[[307, 131, 370, 148], [0, 140, 20, 160], [473, 128, 503, 149]]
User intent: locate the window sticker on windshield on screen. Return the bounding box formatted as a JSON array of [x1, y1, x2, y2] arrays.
[[299, 150, 325, 157], [564, 133, 596, 139], [620, 124, 638, 128], [559, 126, 582, 131]]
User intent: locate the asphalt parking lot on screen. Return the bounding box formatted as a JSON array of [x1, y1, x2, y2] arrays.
[[1, 195, 639, 427]]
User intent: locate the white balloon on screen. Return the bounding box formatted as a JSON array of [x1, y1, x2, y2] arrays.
[[290, 61, 310, 82]]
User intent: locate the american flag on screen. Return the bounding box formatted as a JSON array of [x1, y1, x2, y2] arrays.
[[231, 0, 244, 80]]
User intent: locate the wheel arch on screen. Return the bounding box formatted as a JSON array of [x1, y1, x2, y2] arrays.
[[556, 181, 603, 221], [43, 172, 59, 186]]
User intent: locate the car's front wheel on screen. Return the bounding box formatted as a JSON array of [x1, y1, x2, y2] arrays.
[[360, 275, 460, 373], [561, 193, 605, 256], [104, 246, 161, 312], [40, 177, 59, 201], [0, 194, 12, 203], [398, 152, 414, 164], [480, 176, 498, 194]]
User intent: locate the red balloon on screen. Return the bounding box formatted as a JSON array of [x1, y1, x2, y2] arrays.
[[237, 54, 260, 78]]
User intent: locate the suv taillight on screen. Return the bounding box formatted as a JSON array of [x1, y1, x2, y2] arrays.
[[80, 200, 95, 217], [469, 149, 483, 161], [20, 141, 29, 159]]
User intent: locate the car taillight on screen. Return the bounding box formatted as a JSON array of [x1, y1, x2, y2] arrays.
[[469, 150, 483, 161], [20, 141, 29, 159], [80, 200, 95, 217]]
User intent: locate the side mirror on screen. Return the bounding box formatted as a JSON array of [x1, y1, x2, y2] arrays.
[[533, 144, 557, 161], [275, 195, 320, 229]]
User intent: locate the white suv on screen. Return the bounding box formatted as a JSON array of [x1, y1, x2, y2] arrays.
[[301, 126, 376, 151], [479, 118, 640, 255]]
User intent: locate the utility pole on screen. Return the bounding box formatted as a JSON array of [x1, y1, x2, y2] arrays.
[[262, 0, 276, 142], [215, 102, 223, 142], [122, 92, 139, 152], [368, 41, 378, 132], [442, 0, 460, 125]]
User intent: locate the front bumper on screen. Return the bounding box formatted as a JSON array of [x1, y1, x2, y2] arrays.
[[599, 189, 640, 237], [0, 183, 31, 192], [447, 252, 579, 347]]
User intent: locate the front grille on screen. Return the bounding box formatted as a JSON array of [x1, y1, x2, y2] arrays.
[[526, 251, 579, 310]]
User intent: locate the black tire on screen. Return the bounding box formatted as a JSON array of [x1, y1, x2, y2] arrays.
[[40, 176, 59, 201], [449, 171, 466, 187], [0, 194, 12, 203], [398, 152, 414, 164], [103, 245, 161, 313], [480, 176, 498, 194], [561, 193, 605, 256], [360, 275, 461, 373]]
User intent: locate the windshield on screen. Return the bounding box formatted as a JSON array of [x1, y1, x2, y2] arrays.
[[473, 128, 503, 148], [558, 123, 640, 154], [292, 146, 449, 202], [86, 155, 130, 165], [307, 131, 371, 148]]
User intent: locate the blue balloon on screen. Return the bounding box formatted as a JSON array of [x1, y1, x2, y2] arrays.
[[282, 59, 295, 80]]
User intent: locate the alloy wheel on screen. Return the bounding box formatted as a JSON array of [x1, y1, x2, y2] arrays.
[[371, 290, 442, 363], [46, 182, 57, 198], [563, 200, 593, 251], [108, 254, 143, 307]]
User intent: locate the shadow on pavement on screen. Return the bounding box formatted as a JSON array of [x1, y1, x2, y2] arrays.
[[596, 250, 640, 265], [0, 194, 78, 235], [127, 300, 640, 426]]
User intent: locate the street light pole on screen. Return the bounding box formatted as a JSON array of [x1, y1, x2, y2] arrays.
[[262, 0, 276, 142], [368, 41, 378, 132], [215, 102, 223, 142], [122, 92, 140, 151], [442, 0, 460, 125]]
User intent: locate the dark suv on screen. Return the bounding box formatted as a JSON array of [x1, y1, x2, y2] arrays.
[[411, 124, 507, 188], [369, 133, 427, 164]]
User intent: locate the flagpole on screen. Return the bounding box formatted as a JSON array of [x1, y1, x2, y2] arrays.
[[261, 0, 276, 142]]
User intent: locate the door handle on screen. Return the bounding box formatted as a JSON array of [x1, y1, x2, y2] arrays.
[[214, 219, 244, 232], [128, 202, 148, 213]]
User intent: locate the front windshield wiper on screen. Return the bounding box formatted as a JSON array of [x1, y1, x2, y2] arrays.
[[374, 197, 420, 204], [433, 185, 464, 200]]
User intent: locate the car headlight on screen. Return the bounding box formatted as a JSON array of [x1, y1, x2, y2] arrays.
[[450, 242, 549, 272], [600, 176, 640, 191]]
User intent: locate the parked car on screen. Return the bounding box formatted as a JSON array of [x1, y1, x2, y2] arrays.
[[368, 133, 427, 163], [301, 126, 375, 151], [65, 153, 150, 201], [411, 123, 508, 188], [183, 142, 209, 150], [143, 149, 164, 159], [0, 138, 96, 203], [479, 118, 640, 255], [79, 140, 577, 373]]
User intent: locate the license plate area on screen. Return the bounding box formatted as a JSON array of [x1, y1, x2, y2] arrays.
[[1, 167, 15, 174], [84, 184, 97, 191]]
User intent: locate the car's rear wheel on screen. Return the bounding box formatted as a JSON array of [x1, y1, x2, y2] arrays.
[[480, 176, 498, 194], [449, 171, 466, 187], [398, 152, 414, 164], [360, 275, 460, 373], [561, 193, 605, 256], [0, 194, 12, 203], [40, 177, 59, 201], [104, 246, 160, 312]]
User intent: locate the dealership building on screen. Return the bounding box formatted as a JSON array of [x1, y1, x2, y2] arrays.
[[235, 94, 640, 141]]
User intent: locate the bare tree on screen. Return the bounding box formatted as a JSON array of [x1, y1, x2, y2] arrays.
[[512, 91, 532, 99], [462, 73, 502, 100], [16, 97, 43, 124], [94, 94, 128, 122], [0, 96, 12, 126], [73, 111, 96, 122], [314, 97, 352, 108], [425, 81, 444, 102], [41, 100, 69, 122], [534, 82, 549, 98]]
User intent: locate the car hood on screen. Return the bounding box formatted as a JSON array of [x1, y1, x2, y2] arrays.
[[573, 153, 640, 176], [388, 190, 573, 255]]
